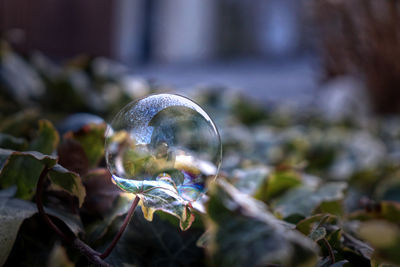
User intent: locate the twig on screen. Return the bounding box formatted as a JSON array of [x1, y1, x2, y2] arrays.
[[36, 165, 139, 266], [100, 195, 140, 259], [36, 166, 108, 266], [36, 166, 72, 243], [322, 237, 335, 264]]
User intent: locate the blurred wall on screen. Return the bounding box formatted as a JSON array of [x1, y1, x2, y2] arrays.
[[0, 0, 114, 59], [112, 0, 146, 64], [253, 0, 302, 57], [152, 0, 217, 62], [1, 0, 310, 63]]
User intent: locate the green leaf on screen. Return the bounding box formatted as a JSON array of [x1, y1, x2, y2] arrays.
[[233, 97, 268, 125], [274, 182, 347, 220], [0, 120, 59, 199], [316, 200, 344, 216], [81, 168, 121, 217], [103, 209, 204, 266], [0, 189, 81, 266], [296, 214, 330, 236], [374, 174, 400, 202], [0, 149, 57, 199], [45, 206, 83, 235], [57, 138, 89, 176], [0, 148, 57, 170], [117, 177, 195, 231], [349, 201, 400, 224], [329, 260, 349, 267], [229, 166, 270, 195], [65, 123, 106, 167], [254, 168, 302, 201], [326, 228, 342, 252], [370, 255, 399, 267], [47, 243, 74, 267], [29, 119, 59, 154], [358, 220, 400, 264], [85, 193, 131, 245], [0, 148, 12, 170], [0, 108, 40, 137], [3, 210, 80, 267], [309, 227, 326, 242], [205, 179, 318, 267], [0, 188, 37, 266], [339, 228, 373, 264], [196, 230, 211, 248], [0, 133, 27, 151], [48, 164, 86, 207]]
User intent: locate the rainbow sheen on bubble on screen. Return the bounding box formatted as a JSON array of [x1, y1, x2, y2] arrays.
[[105, 94, 222, 202]]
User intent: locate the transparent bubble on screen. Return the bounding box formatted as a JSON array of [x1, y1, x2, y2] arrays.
[[105, 94, 222, 202]]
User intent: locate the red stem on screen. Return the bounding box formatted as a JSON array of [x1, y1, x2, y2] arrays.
[[100, 195, 140, 259], [36, 166, 71, 243], [36, 166, 139, 266], [322, 237, 335, 264]]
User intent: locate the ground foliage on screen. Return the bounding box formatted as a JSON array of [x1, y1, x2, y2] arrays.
[[1, 43, 400, 266]]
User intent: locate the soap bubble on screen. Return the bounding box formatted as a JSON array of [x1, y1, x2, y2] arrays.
[[105, 94, 222, 202]]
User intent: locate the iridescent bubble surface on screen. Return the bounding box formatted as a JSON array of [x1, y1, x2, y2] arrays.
[[105, 94, 222, 202]]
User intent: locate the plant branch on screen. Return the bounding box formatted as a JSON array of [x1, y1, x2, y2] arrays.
[[322, 237, 335, 264], [36, 166, 71, 242], [100, 195, 140, 259], [36, 166, 111, 266]]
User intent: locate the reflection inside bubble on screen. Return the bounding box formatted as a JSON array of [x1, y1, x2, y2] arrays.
[[105, 94, 221, 202]]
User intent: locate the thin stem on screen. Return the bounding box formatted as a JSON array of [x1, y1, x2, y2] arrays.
[[36, 166, 71, 242], [100, 195, 140, 259], [322, 237, 335, 264], [36, 166, 110, 266]]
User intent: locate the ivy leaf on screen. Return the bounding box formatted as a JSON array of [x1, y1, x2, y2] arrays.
[[254, 168, 302, 201], [326, 228, 342, 252], [139, 195, 195, 231], [0, 108, 40, 137], [374, 174, 400, 202], [4, 211, 82, 267], [64, 123, 106, 167], [349, 201, 400, 224], [0, 149, 57, 199], [29, 119, 59, 154], [45, 206, 83, 235], [116, 178, 195, 231], [296, 214, 331, 236], [317, 259, 348, 267], [103, 209, 204, 266], [47, 243, 74, 267], [274, 182, 347, 221], [309, 227, 326, 242], [204, 179, 318, 267], [85, 193, 132, 245], [196, 230, 211, 248], [229, 166, 270, 195], [81, 168, 121, 217], [0, 120, 60, 199], [0, 187, 38, 266], [0, 188, 82, 266], [0, 149, 85, 205], [0, 148, 57, 170], [358, 220, 400, 264], [57, 138, 89, 176], [0, 133, 27, 151], [48, 164, 86, 208]]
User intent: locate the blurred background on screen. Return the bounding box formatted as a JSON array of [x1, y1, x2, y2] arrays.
[[1, 0, 400, 115], [3, 2, 400, 266], [1, 0, 314, 106]]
